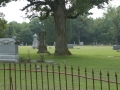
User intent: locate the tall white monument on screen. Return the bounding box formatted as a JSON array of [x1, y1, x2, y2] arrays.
[[32, 33, 38, 49], [0, 37, 19, 62]]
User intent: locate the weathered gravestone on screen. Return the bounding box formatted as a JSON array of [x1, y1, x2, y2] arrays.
[[20, 42, 23, 46], [37, 31, 49, 53], [32, 33, 38, 49], [79, 42, 84, 46], [74, 41, 75, 45], [53, 42, 56, 46], [54, 42, 74, 48], [0, 37, 19, 62], [113, 45, 120, 50], [117, 49, 120, 52], [67, 44, 74, 48]]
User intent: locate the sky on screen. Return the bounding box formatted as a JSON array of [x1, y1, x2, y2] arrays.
[[0, 0, 120, 23]]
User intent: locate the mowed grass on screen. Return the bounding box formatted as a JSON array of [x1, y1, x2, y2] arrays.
[[19, 45, 120, 70], [0, 45, 120, 90], [18, 46, 120, 79]]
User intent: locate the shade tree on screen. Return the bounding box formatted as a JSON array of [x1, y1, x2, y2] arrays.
[[0, 12, 8, 38], [0, 0, 112, 55]]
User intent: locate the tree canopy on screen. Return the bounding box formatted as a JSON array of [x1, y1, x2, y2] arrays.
[[0, 0, 112, 55], [0, 12, 7, 38], [103, 6, 120, 44], [19, 0, 110, 20]]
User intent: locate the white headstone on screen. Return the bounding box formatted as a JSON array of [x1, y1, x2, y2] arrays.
[[53, 42, 56, 46], [79, 42, 84, 46], [0, 38, 19, 62], [96, 42, 97, 45], [74, 41, 75, 45], [32, 34, 38, 49]]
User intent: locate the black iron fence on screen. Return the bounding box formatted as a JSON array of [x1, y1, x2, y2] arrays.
[[0, 63, 120, 90]]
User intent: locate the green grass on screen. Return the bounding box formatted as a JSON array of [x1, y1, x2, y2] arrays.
[[18, 46, 120, 77], [0, 45, 120, 90], [19, 45, 120, 72]]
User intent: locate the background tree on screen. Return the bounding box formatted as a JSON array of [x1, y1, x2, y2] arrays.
[[7, 21, 21, 38], [66, 19, 72, 43], [0, 12, 8, 38], [44, 17, 55, 45], [103, 6, 120, 44], [19, 27, 33, 45], [72, 14, 90, 45], [29, 18, 43, 34], [109, 6, 120, 44]]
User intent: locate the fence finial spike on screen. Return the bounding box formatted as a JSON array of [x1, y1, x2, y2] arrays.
[[115, 72, 117, 77], [46, 64, 48, 67], [71, 65, 73, 70], [107, 71, 110, 76], [85, 67, 87, 72], [24, 63, 26, 66], [78, 66, 80, 71], [40, 63, 42, 67], [100, 70, 102, 75], [58, 63, 60, 68], [64, 64, 66, 69], [19, 62, 21, 66], [52, 63, 54, 68], [92, 69, 94, 74]]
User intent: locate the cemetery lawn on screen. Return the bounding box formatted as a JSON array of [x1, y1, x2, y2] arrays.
[[0, 46, 120, 90], [18, 46, 120, 76]]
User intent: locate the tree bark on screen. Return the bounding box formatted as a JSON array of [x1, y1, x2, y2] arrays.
[[53, 3, 71, 55]]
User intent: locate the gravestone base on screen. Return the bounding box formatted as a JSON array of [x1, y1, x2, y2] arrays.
[[37, 45, 49, 53], [0, 54, 19, 62]]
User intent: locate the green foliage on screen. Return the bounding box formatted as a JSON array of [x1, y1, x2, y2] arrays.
[[71, 14, 93, 44], [0, 12, 8, 38], [7, 21, 21, 37], [19, 27, 33, 45], [44, 17, 55, 45], [3, 5, 120, 46], [103, 6, 120, 44], [18, 56, 25, 62], [2, 1, 120, 46], [1, 0, 112, 55], [5, 5, 120, 46], [29, 18, 43, 34]]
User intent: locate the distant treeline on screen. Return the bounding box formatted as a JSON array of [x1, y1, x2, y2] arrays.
[[1, 6, 120, 45]]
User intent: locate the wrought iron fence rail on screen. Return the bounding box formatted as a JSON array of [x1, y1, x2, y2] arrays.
[[0, 68, 120, 84], [0, 63, 120, 90]]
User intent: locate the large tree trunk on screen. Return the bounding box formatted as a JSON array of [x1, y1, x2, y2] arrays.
[[53, 2, 71, 55]]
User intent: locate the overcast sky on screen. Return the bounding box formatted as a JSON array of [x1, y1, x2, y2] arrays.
[[0, 0, 120, 23]]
